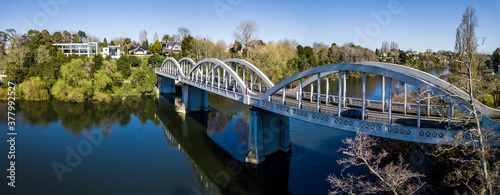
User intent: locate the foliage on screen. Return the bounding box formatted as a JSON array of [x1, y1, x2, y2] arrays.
[[181, 35, 194, 57], [92, 54, 104, 74], [128, 56, 141, 67], [116, 55, 131, 78], [129, 66, 157, 94], [17, 77, 50, 100], [147, 54, 164, 67], [51, 59, 92, 102], [151, 40, 162, 54]]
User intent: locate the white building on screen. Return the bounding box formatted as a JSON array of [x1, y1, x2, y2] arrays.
[[54, 42, 99, 57], [101, 46, 124, 60], [162, 41, 181, 55]]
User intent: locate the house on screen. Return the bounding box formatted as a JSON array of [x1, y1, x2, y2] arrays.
[[161, 41, 181, 55], [101, 46, 123, 60], [483, 69, 495, 76], [129, 46, 148, 55], [54, 42, 99, 57]]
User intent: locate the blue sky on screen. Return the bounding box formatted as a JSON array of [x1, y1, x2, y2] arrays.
[[1, 0, 499, 53]]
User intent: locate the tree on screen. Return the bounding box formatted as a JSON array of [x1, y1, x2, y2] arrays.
[[52, 32, 64, 43], [435, 6, 499, 195], [63, 31, 72, 43], [93, 60, 122, 102], [128, 56, 141, 67], [153, 33, 159, 42], [177, 27, 190, 41], [162, 34, 172, 42], [327, 132, 426, 195], [147, 54, 162, 67], [492, 48, 500, 69], [151, 40, 162, 54], [233, 20, 258, 59], [139, 30, 148, 46], [51, 59, 93, 102], [116, 55, 131, 78], [130, 66, 156, 94], [233, 41, 242, 54], [102, 38, 108, 47], [77, 30, 87, 43], [92, 54, 104, 74], [181, 35, 194, 57], [72, 33, 80, 43]]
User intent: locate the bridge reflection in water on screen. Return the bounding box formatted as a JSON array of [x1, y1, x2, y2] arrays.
[[156, 94, 291, 194]]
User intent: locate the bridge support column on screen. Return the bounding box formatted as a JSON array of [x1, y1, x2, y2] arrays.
[[382, 76, 385, 113], [246, 108, 291, 164], [251, 72, 254, 91], [427, 93, 431, 117], [417, 88, 421, 128], [181, 85, 210, 113], [298, 79, 303, 109], [362, 72, 366, 121], [158, 76, 176, 94], [338, 71, 343, 117], [260, 78, 262, 92], [343, 71, 346, 107], [325, 75, 329, 105], [317, 73, 321, 112], [282, 87, 286, 105], [310, 83, 314, 103], [388, 78, 392, 124], [404, 83, 407, 115]]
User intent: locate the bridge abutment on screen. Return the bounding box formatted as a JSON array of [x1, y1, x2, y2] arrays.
[[158, 76, 176, 94], [181, 85, 210, 113], [246, 108, 291, 164]]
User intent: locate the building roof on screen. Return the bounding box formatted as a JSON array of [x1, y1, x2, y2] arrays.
[[129, 46, 148, 52], [483, 69, 495, 73]]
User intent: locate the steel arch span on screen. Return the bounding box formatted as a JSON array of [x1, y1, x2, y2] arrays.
[[160, 57, 186, 77], [186, 58, 257, 96], [222, 58, 275, 88], [261, 62, 500, 128]]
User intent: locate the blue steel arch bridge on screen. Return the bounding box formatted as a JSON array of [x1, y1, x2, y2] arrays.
[[155, 57, 500, 163]]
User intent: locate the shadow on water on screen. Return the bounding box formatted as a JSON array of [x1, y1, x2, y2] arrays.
[[156, 94, 291, 194]]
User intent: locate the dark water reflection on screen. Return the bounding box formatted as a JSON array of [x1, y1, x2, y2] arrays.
[[0, 93, 355, 194]]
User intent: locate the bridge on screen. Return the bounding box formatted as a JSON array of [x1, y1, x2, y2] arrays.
[[155, 57, 500, 163]]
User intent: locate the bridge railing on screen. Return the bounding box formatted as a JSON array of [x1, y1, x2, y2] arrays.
[[301, 91, 457, 117], [249, 96, 464, 145]]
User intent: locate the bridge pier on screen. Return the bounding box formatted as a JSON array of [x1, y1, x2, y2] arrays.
[[180, 85, 210, 113], [158, 76, 176, 94], [246, 108, 291, 164]]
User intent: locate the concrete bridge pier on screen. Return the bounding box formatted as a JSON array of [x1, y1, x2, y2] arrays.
[[158, 76, 176, 94], [180, 85, 210, 113], [246, 108, 291, 164]]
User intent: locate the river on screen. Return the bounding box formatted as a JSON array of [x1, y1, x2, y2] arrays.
[[0, 67, 449, 194]]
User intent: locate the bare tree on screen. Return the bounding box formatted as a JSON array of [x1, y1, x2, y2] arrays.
[[153, 33, 159, 42], [381, 41, 390, 54], [139, 30, 148, 45], [233, 20, 258, 59], [327, 132, 426, 195], [177, 27, 190, 41], [432, 6, 499, 195]]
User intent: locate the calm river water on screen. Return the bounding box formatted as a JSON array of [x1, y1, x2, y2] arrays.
[[0, 67, 449, 194]]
